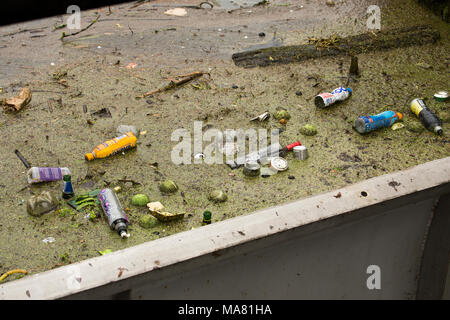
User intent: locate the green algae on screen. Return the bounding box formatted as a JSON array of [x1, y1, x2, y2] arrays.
[[0, 0, 449, 283]]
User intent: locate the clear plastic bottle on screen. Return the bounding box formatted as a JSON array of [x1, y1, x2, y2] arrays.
[[98, 188, 130, 238], [27, 167, 71, 184]]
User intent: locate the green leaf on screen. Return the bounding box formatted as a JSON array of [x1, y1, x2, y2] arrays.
[[75, 197, 96, 205], [98, 249, 113, 255], [77, 201, 97, 209]]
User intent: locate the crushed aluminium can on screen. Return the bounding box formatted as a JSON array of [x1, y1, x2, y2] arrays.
[[410, 98, 443, 135], [270, 157, 288, 172], [355, 111, 403, 134], [250, 111, 270, 122], [315, 87, 352, 108]]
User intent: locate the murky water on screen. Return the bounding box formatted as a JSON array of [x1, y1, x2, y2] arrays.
[[0, 0, 448, 283], [213, 0, 265, 10]]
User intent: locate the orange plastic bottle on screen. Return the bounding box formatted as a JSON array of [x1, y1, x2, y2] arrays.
[[85, 132, 137, 161]]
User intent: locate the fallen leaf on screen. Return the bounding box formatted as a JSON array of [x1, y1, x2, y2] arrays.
[[126, 62, 138, 69], [99, 249, 112, 255], [147, 201, 164, 213], [117, 267, 128, 278], [164, 8, 188, 17], [2, 87, 32, 111], [392, 123, 405, 131], [72, 44, 89, 49]]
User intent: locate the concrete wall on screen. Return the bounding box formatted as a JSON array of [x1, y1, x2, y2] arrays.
[[1, 157, 449, 300]]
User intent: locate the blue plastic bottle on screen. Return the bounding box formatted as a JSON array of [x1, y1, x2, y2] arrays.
[[355, 111, 403, 134]]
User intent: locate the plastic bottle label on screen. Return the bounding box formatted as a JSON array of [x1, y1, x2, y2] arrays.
[[359, 111, 399, 132], [38, 167, 63, 182], [63, 181, 74, 194], [90, 133, 137, 159], [411, 99, 425, 117], [98, 189, 128, 226], [316, 88, 351, 107]]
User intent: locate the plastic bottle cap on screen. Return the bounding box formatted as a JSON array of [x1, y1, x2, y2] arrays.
[[347, 88, 352, 95], [85, 153, 94, 161], [203, 211, 212, 219], [434, 91, 449, 102], [435, 126, 443, 135], [120, 230, 130, 238], [397, 112, 403, 120]]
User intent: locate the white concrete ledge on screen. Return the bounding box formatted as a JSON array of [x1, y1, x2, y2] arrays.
[[1, 157, 449, 300]]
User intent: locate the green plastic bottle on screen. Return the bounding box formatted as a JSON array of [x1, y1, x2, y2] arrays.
[[202, 211, 212, 226]]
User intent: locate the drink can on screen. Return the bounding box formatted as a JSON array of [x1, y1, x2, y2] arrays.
[[315, 87, 352, 108], [293, 145, 308, 160]]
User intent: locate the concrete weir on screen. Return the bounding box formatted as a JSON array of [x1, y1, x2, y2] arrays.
[[1, 157, 449, 300]]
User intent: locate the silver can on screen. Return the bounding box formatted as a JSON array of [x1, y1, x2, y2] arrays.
[[243, 160, 261, 177], [270, 157, 289, 172], [293, 145, 308, 160], [98, 188, 130, 238]]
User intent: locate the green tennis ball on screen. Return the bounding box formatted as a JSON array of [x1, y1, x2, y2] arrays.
[[131, 194, 150, 206], [139, 215, 158, 229], [208, 190, 228, 203], [274, 110, 291, 120], [300, 124, 318, 136], [159, 180, 178, 193]]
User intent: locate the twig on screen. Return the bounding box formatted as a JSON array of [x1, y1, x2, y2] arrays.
[[118, 179, 142, 185], [129, 0, 149, 9], [60, 15, 101, 40], [14, 149, 31, 169], [53, 23, 66, 31], [139, 71, 208, 98], [0, 27, 47, 38]]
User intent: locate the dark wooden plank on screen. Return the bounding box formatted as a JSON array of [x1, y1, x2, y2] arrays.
[[232, 25, 441, 68]]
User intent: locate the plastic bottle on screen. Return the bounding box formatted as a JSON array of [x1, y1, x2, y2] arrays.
[[98, 188, 130, 238], [202, 211, 212, 226], [27, 167, 71, 184], [410, 98, 443, 135], [85, 132, 137, 161], [62, 175, 74, 199], [355, 111, 403, 134], [315, 87, 352, 108]]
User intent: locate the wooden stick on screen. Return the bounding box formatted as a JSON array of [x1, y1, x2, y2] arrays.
[[60, 15, 101, 40], [232, 25, 440, 68], [140, 72, 208, 98]]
